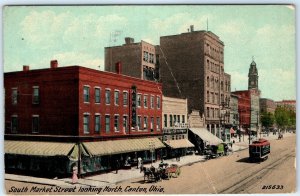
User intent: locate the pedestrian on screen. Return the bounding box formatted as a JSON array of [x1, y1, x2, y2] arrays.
[[72, 165, 78, 184], [115, 159, 120, 174]]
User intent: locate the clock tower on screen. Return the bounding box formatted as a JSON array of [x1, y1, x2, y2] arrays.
[[248, 57, 259, 90]]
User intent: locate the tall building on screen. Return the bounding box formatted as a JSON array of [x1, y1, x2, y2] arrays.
[[104, 37, 159, 81], [275, 100, 296, 112], [4, 60, 165, 177], [158, 25, 231, 135]]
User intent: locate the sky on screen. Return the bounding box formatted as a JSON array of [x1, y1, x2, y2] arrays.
[[3, 5, 296, 101]]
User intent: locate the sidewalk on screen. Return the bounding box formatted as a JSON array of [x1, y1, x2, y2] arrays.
[[5, 132, 295, 188]]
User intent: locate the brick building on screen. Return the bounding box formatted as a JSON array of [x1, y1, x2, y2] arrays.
[[4, 61, 165, 177], [275, 100, 296, 112], [232, 89, 260, 134], [158, 26, 231, 136], [260, 98, 276, 114], [105, 38, 159, 81]]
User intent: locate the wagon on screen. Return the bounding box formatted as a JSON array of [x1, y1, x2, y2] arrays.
[[165, 164, 181, 178]]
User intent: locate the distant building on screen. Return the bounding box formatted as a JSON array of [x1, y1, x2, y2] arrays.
[[4, 60, 165, 177], [104, 37, 159, 81], [275, 100, 296, 112], [260, 98, 276, 114], [230, 94, 240, 129], [158, 25, 231, 136], [162, 96, 194, 159]]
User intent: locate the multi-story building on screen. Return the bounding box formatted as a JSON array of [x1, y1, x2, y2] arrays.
[[158, 25, 231, 136], [162, 96, 194, 158], [275, 100, 296, 112], [4, 60, 165, 177], [104, 37, 159, 81], [230, 94, 240, 130], [260, 98, 276, 114]]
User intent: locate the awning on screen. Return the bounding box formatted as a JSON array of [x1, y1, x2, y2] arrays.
[[189, 128, 223, 145], [230, 128, 235, 134], [164, 139, 194, 149], [4, 140, 75, 156], [83, 137, 166, 156]]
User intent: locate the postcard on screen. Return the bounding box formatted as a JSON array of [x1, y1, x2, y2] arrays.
[[3, 5, 296, 194]]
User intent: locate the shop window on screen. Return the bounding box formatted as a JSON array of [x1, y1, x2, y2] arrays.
[[169, 115, 173, 127]]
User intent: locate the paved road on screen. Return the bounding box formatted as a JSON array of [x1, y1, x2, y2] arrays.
[[4, 135, 296, 194], [118, 135, 296, 194]]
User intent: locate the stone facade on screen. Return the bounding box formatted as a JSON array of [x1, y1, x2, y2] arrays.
[[158, 27, 230, 135], [230, 94, 239, 128]]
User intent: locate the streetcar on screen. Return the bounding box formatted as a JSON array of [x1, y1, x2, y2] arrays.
[[249, 138, 270, 162]]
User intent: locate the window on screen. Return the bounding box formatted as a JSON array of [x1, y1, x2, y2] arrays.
[[114, 91, 119, 105], [157, 117, 161, 131], [151, 117, 154, 130], [137, 94, 142, 107], [83, 114, 90, 134], [123, 116, 128, 133], [144, 116, 148, 129], [83, 86, 90, 103], [95, 88, 100, 103], [32, 87, 39, 104], [12, 88, 18, 105], [150, 96, 154, 108], [169, 115, 173, 127], [137, 116, 141, 130], [144, 95, 148, 108], [123, 91, 128, 106], [143, 51, 149, 62], [207, 77, 209, 87], [105, 115, 110, 133], [207, 91, 209, 102], [164, 114, 167, 127], [173, 115, 176, 124], [177, 115, 180, 123], [212, 92, 214, 103], [207, 107, 210, 118], [114, 115, 119, 132], [182, 115, 185, 123], [157, 96, 161, 109], [11, 116, 18, 133], [32, 116, 39, 133], [95, 115, 100, 133], [105, 89, 111, 104]]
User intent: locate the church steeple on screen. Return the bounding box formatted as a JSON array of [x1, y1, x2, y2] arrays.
[[248, 57, 259, 90]]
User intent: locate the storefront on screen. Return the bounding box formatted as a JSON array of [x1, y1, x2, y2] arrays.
[[164, 139, 194, 159]]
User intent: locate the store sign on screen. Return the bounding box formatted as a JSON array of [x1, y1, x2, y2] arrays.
[[131, 85, 137, 127]]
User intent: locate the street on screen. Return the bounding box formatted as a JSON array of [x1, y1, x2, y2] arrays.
[[5, 134, 296, 194], [118, 134, 296, 194]]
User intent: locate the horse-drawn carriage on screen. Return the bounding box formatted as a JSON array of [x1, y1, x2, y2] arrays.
[[204, 142, 229, 159], [142, 163, 181, 183]]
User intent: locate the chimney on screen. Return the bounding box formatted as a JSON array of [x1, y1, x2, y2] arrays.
[[23, 65, 30, 72], [125, 37, 134, 44], [50, 60, 58, 69], [115, 62, 122, 74], [190, 25, 194, 32]]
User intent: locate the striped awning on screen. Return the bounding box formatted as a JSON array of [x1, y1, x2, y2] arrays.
[[164, 139, 195, 149], [4, 140, 76, 156], [83, 137, 166, 156]]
